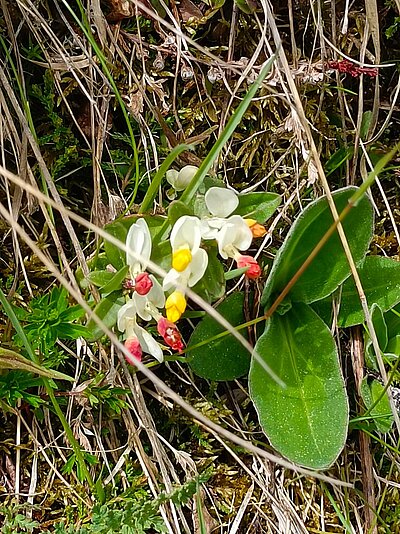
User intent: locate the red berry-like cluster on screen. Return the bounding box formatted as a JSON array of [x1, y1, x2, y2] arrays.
[[328, 60, 378, 78]]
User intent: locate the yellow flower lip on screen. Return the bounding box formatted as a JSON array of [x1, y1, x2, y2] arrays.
[[172, 248, 192, 272], [166, 291, 187, 322], [244, 219, 267, 238]]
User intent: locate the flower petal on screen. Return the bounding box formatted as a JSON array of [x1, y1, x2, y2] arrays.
[[133, 292, 152, 321], [200, 218, 225, 240], [175, 165, 198, 191], [126, 218, 152, 273], [117, 300, 137, 332], [205, 187, 239, 218], [165, 291, 187, 322], [216, 216, 253, 258], [170, 216, 201, 253], [188, 248, 208, 287], [166, 169, 179, 188], [162, 268, 182, 291], [147, 276, 165, 308], [135, 324, 164, 362]]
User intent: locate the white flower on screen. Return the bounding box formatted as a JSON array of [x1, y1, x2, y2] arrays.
[[163, 215, 208, 322], [204, 187, 239, 218], [170, 215, 202, 258], [126, 218, 152, 278], [215, 215, 253, 259], [201, 188, 253, 259], [163, 248, 208, 291], [133, 275, 165, 321], [166, 165, 198, 191], [118, 299, 163, 362]]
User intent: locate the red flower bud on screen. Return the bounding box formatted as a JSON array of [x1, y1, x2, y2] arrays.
[[157, 317, 184, 352], [124, 337, 142, 364], [135, 272, 153, 295], [123, 278, 136, 290], [236, 255, 262, 280]]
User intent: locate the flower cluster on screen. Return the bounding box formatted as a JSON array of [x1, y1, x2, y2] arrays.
[[117, 186, 266, 366], [118, 219, 183, 364], [328, 59, 378, 78], [163, 187, 265, 323]]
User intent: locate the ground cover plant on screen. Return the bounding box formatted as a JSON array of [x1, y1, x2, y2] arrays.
[[1, 0, 400, 532]]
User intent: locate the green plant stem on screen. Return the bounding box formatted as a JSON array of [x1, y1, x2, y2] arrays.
[[0, 286, 94, 491], [321, 483, 354, 534]]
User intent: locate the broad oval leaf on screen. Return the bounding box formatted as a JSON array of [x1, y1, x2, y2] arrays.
[[261, 187, 374, 308], [249, 302, 349, 469], [312, 256, 400, 327], [234, 192, 281, 223], [188, 292, 251, 381], [87, 270, 115, 288]]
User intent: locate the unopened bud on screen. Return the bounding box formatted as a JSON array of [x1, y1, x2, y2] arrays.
[[236, 255, 262, 280], [124, 337, 142, 364], [165, 291, 187, 322], [166, 165, 198, 192], [135, 272, 153, 295], [245, 219, 267, 238]]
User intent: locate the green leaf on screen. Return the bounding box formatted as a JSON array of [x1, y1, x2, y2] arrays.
[[234, 0, 257, 14], [168, 200, 194, 226], [188, 292, 251, 381], [100, 265, 129, 294], [0, 348, 73, 381], [360, 378, 393, 433], [56, 323, 88, 340], [85, 292, 125, 341], [192, 246, 225, 302], [370, 303, 388, 352], [261, 187, 374, 308], [360, 111, 372, 141], [312, 256, 400, 327], [234, 192, 281, 223], [104, 222, 127, 270], [87, 270, 115, 288], [224, 267, 249, 280], [325, 146, 354, 177], [364, 304, 387, 370], [385, 304, 400, 339], [249, 302, 349, 469], [58, 304, 85, 323], [386, 335, 400, 356]]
